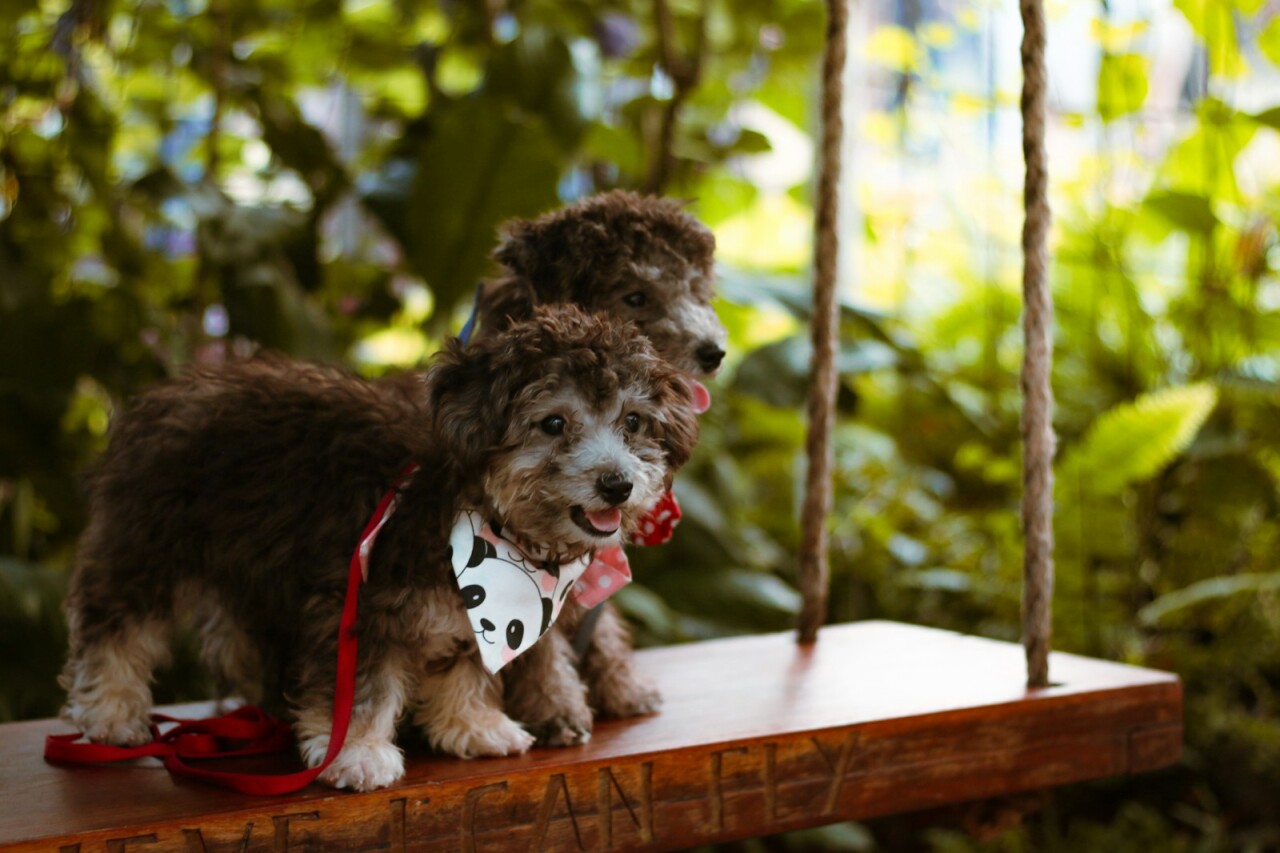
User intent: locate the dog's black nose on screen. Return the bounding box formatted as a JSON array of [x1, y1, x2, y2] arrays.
[[596, 472, 633, 506], [696, 343, 726, 372]]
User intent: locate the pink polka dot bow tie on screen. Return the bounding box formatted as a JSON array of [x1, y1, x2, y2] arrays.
[[574, 490, 683, 609]]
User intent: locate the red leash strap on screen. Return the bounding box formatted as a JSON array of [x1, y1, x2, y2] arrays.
[[44, 466, 416, 795]]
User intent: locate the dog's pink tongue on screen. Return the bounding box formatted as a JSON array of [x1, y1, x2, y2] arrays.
[[692, 380, 711, 414], [587, 508, 622, 533]]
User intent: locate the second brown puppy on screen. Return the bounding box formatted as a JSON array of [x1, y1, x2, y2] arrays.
[[476, 191, 726, 744]]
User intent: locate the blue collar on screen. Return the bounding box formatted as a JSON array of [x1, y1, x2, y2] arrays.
[[457, 283, 482, 344]]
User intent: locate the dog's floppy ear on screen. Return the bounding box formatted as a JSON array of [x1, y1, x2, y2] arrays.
[[493, 219, 537, 276], [651, 372, 701, 483], [493, 215, 610, 305], [493, 219, 569, 301], [426, 338, 508, 473], [475, 276, 536, 336]]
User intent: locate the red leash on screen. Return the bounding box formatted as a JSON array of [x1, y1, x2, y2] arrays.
[[44, 468, 412, 795]]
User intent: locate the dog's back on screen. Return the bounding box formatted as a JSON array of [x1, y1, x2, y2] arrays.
[[62, 356, 426, 724], [81, 356, 419, 592]]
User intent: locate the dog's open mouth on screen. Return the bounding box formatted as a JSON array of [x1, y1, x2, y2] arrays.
[[571, 506, 622, 537]]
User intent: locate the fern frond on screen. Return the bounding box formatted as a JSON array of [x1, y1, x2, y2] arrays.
[[1056, 383, 1218, 499]]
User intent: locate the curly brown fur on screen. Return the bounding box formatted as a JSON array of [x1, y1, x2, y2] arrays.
[[479, 190, 726, 377], [478, 192, 725, 733], [59, 306, 697, 791]]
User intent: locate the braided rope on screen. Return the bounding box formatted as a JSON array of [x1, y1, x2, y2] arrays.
[[1019, 0, 1056, 688], [798, 0, 848, 644]]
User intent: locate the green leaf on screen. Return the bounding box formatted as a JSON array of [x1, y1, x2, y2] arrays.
[[1142, 191, 1217, 234], [1057, 383, 1219, 499], [1260, 17, 1280, 66], [612, 583, 679, 640], [1250, 106, 1280, 130], [647, 568, 802, 630], [485, 27, 584, 150], [1139, 573, 1280, 626], [1097, 53, 1149, 122], [581, 122, 645, 179], [1151, 101, 1255, 201], [1174, 0, 1247, 77], [734, 335, 898, 408], [404, 98, 562, 324]]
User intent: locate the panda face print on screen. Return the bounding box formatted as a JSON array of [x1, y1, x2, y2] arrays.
[[458, 570, 547, 668], [449, 511, 590, 673]]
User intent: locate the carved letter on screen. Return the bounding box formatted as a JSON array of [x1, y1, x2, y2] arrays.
[[763, 742, 783, 822], [810, 733, 860, 814], [595, 762, 654, 848], [106, 835, 158, 852], [708, 746, 749, 831], [182, 823, 254, 852], [387, 798, 406, 853], [271, 811, 319, 852], [462, 782, 507, 853], [531, 773, 584, 851]]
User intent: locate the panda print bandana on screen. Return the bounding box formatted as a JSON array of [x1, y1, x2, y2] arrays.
[[355, 465, 660, 674], [445, 495, 680, 673], [450, 511, 618, 673]]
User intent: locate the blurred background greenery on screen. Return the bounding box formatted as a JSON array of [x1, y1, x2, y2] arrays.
[[3, 0, 1279, 849]]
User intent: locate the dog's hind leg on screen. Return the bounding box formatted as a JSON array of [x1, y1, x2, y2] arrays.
[[191, 597, 265, 711], [59, 525, 176, 747], [294, 649, 411, 792], [59, 607, 171, 747], [580, 602, 661, 719], [412, 655, 536, 759], [503, 627, 592, 746]]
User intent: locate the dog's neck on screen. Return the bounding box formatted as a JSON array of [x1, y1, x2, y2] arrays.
[[475, 503, 597, 566]]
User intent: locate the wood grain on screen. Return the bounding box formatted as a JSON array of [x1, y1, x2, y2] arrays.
[[0, 621, 1181, 852]]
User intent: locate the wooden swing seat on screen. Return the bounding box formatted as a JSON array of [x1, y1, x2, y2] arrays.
[[0, 620, 1180, 852]]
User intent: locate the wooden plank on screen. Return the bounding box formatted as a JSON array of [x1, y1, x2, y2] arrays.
[[0, 621, 1181, 852]]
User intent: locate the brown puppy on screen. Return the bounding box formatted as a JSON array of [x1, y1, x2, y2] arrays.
[[59, 306, 698, 791], [479, 190, 726, 377], [475, 191, 726, 741]]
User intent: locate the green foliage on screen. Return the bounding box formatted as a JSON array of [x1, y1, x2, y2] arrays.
[[1097, 53, 1148, 123], [1057, 383, 1218, 500], [3, 0, 1280, 851], [1139, 572, 1280, 627]]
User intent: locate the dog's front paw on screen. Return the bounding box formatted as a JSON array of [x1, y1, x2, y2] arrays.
[[593, 674, 662, 719], [429, 710, 536, 759], [88, 717, 153, 747], [63, 703, 153, 747], [303, 738, 405, 792], [525, 714, 592, 748]]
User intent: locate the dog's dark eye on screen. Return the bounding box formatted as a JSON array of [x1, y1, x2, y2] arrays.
[[540, 415, 566, 436], [624, 413, 641, 433], [623, 291, 647, 308], [506, 619, 525, 650]]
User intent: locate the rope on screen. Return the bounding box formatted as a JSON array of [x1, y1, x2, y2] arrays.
[[798, 0, 848, 645], [1019, 0, 1055, 688]]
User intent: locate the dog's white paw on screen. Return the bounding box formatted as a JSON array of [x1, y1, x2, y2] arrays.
[[430, 709, 535, 759], [302, 737, 404, 792], [87, 717, 152, 746], [63, 702, 152, 747]]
